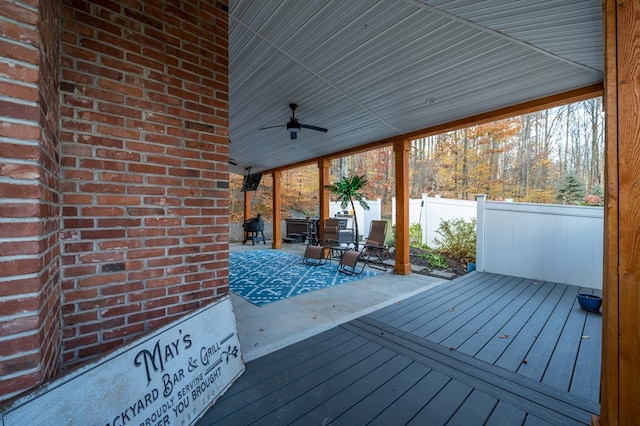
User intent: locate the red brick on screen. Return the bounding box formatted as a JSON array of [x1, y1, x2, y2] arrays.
[[146, 276, 182, 288], [52, 0, 231, 371], [63, 310, 98, 326], [102, 323, 145, 340], [0, 371, 42, 402], [0, 258, 42, 277], [100, 281, 145, 295], [63, 333, 99, 350], [0, 314, 39, 335], [79, 317, 125, 334], [100, 302, 142, 318], [0, 240, 40, 256], [0, 276, 40, 297], [63, 288, 99, 302], [0, 351, 41, 375], [77, 272, 125, 288], [0, 333, 41, 356], [78, 340, 123, 359], [127, 308, 166, 325]]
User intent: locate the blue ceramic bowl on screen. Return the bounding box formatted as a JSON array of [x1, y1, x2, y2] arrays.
[[577, 294, 602, 312]]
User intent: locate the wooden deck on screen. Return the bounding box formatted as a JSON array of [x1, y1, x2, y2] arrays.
[[197, 272, 601, 425]]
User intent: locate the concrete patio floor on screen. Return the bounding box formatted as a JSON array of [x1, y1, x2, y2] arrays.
[[228, 242, 446, 361]]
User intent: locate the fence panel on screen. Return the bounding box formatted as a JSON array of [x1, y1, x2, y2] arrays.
[[477, 195, 603, 289], [393, 195, 477, 246]]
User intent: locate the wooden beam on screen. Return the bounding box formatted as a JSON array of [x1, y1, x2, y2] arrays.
[[393, 139, 411, 275], [261, 84, 603, 175], [602, 1, 640, 424], [271, 171, 282, 249], [600, 2, 619, 424]]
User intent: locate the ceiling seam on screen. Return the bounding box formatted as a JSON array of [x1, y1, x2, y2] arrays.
[[228, 12, 404, 136], [403, 0, 603, 77]]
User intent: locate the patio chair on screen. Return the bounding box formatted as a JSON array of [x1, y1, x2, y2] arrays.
[[302, 243, 329, 266], [359, 220, 388, 271], [322, 219, 345, 262], [302, 219, 340, 266], [337, 249, 365, 275], [337, 221, 389, 274]]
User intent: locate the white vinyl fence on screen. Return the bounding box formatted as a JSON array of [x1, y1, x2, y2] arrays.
[[476, 195, 603, 289], [392, 194, 603, 289], [392, 194, 476, 246]]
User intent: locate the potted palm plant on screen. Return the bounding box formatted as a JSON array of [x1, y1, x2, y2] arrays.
[[324, 174, 370, 249]]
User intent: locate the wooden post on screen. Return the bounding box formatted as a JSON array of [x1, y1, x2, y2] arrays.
[[271, 170, 282, 249], [601, 1, 640, 424], [393, 139, 411, 275], [318, 159, 330, 242], [243, 190, 252, 220]]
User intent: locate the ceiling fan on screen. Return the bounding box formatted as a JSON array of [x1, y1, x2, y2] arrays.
[[259, 103, 328, 140]]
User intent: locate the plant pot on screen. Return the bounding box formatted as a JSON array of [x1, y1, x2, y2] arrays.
[[467, 262, 476, 273], [577, 294, 602, 312]]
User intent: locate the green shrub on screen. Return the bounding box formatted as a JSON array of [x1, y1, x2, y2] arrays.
[[409, 222, 422, 245], [385, 225, 395, 247], [432, 217, 477, 264], [428, 252, 448, 269]]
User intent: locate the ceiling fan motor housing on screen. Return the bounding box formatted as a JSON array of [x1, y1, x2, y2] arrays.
[[286, 120, 301, 131]]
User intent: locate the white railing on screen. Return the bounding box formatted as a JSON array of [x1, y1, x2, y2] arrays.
[[476, 195, 603, 289]]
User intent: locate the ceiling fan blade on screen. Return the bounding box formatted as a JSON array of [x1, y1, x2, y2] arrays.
[[259, 125, 286, 130], [290, 131, 297, 140], [300, 124, 328, 133]]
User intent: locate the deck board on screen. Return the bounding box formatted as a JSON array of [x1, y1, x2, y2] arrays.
[[289, 354, 413, 425], [472, 281, 557, 365], [494, 282, 567, 371], [570, 298, 602, 402], [442, 278, 533, 355], [485, 401, 527, 425], [198, 272, 601, 425], [446, 389, 499, 426], [366, 370, 451, 425], [420, 275, 529, 342], [407, 379, 474, 425], [347, 317, 598, 424], [328, 362, 433, 425], [516, 284, 580, 381]]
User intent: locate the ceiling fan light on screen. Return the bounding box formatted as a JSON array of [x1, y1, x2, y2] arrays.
[[286, 121, 301, 132]]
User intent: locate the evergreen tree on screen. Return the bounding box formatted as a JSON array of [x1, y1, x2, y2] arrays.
[[555, 172, 585, 204]]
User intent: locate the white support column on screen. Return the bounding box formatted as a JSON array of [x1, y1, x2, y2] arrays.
[[475, 194, 487, 272], [421, 193, 428, 245]]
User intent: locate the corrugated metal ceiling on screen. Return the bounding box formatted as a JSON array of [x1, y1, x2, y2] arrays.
[[228, 0, 603, 174]]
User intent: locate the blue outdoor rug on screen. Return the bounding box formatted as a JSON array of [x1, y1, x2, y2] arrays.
[[229, 250, 378, 306]]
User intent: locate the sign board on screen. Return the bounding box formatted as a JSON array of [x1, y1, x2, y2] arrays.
[[1, 296, 244, 426]]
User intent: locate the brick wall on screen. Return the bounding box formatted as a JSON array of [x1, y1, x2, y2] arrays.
[[0, 0, 62, 402], [58, 0, 229, 368]]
